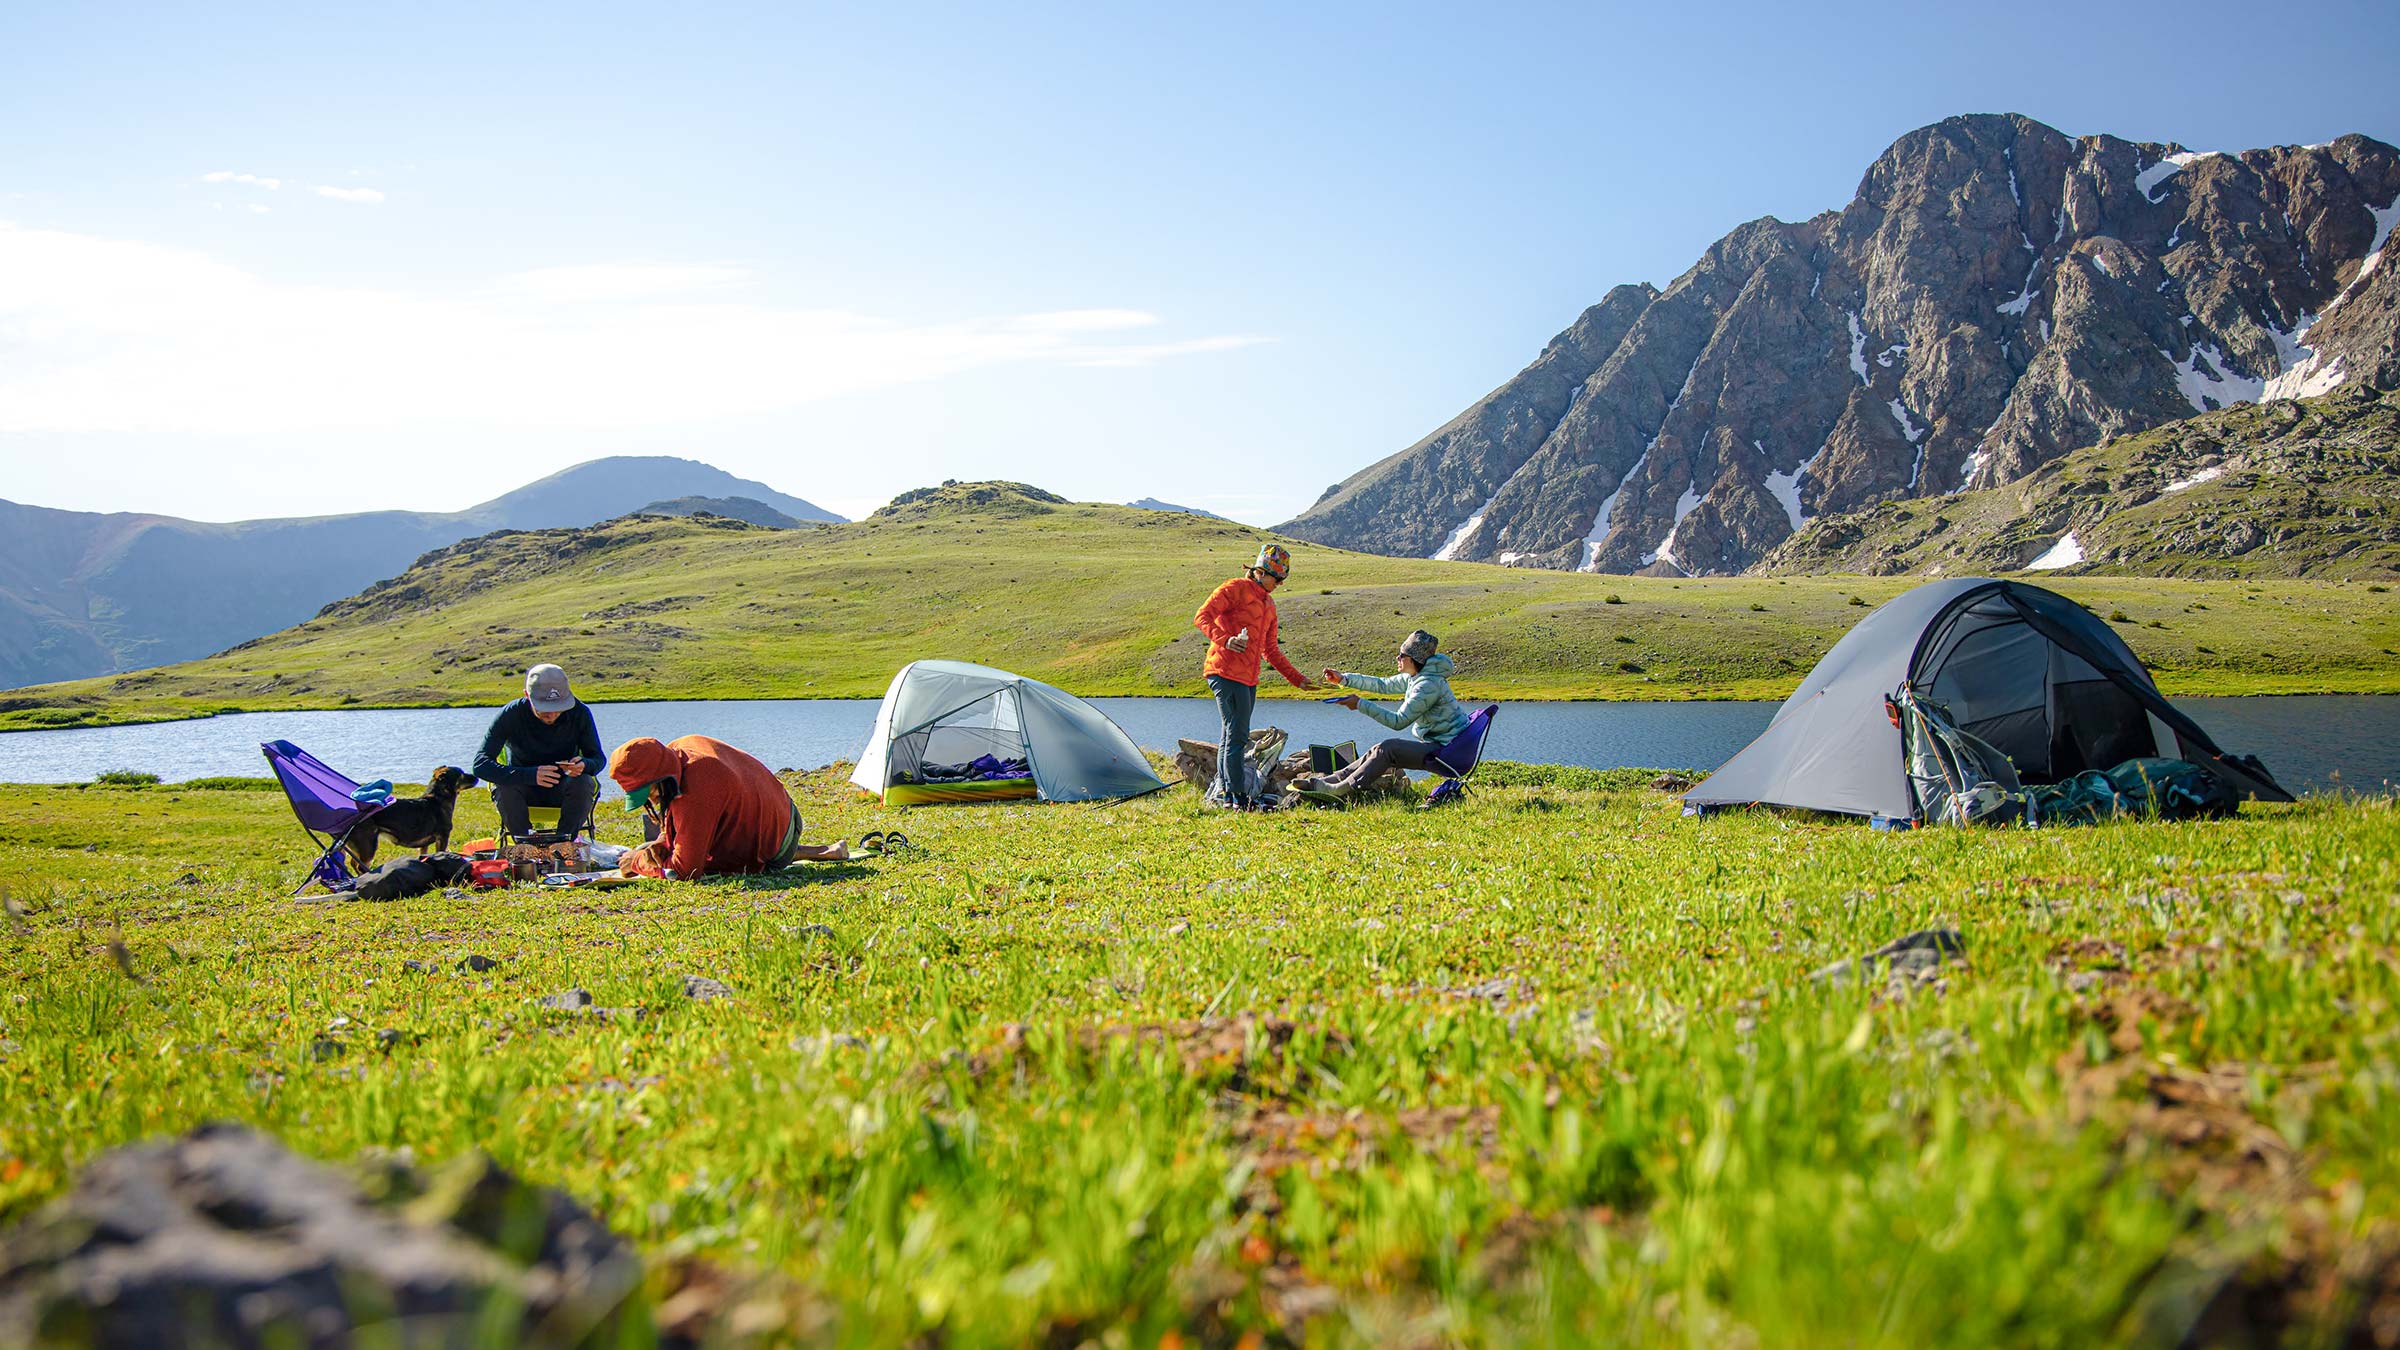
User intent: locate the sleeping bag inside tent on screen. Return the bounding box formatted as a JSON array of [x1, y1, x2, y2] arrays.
[[851, 660, 1169, 806], [1682, 577, 2290, 825]]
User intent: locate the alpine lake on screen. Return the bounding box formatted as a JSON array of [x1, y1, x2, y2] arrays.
[[0, 694, 2390, 794]]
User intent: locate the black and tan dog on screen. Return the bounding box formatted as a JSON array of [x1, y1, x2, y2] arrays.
[[344, 767, 478, 874]]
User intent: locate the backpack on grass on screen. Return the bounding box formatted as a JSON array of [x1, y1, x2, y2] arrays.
[[351, 853, 474, 902]]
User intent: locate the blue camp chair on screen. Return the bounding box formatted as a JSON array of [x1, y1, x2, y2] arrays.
[[261, 740, 391, 894], [1422, 705, 1498, 808]]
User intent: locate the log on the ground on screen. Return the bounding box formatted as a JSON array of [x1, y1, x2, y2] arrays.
[[1173, 733, 1408, 801]]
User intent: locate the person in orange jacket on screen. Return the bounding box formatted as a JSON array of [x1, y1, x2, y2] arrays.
[[608, 735, 849, 879], [1192, 543, 1318, 807]]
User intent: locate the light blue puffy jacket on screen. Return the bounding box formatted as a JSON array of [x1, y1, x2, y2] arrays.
[[1339, 653, 1469, 745]]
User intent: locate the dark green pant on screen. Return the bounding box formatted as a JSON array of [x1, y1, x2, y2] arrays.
[[1331, 735, 1439, 787]]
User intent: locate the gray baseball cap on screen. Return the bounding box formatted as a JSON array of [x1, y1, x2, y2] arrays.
[[525, 663, 576, 713]]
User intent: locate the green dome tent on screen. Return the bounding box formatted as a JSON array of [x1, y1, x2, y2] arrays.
[[851, 660, 1168, 807], [1683, 578, 2290, 825]]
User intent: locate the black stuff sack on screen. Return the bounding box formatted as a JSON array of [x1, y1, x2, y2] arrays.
[[352, 853, 474, 902]]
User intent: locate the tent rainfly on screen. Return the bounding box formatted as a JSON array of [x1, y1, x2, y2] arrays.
[[851, 660, 1168, 806], [1683, 577, 2290, 825]]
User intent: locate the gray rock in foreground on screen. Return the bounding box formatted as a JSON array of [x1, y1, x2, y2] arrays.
[[1813, 928, 1969, 987], [0, 1122, 657, 1348]]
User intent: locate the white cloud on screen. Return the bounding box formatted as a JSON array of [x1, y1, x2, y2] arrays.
[[246, 204, 272, 215], [1069, 334, 1271, 368], [1004, 309, 1159, 334], [201, 171, 281, 190], [0, 224, 1265, 437], [314, 185, 386, 205], [498, 262, 752, 303]]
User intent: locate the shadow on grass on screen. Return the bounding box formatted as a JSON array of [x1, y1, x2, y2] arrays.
[[715, 863, 884, 892]]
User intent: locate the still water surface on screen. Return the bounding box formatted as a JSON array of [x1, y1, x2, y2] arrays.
[[0, 695, 2389, 793]]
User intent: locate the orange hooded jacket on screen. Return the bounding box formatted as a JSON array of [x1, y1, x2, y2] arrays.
[[608, 735, 797, 879], [1194, 576, 1306, 689]]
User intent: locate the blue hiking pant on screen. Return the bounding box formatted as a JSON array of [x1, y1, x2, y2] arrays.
[[1207, 674, 1257, 801]]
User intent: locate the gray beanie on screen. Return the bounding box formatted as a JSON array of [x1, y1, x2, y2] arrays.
[[1399, 630, 1439, 663]]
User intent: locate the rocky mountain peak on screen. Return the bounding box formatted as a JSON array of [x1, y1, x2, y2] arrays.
[[1281, 114, 2400, 576]]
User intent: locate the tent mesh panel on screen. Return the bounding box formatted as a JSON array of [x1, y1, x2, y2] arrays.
[[885, 690, 1028, 783], [1915, 595, 2167, 787]]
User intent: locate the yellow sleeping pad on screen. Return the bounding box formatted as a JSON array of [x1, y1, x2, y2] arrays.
[[884, 778, 1039, 807]]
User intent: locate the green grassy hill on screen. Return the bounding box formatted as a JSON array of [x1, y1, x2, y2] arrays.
[[5, 481, 2397, 732], [1759, 385, 2400, 579]]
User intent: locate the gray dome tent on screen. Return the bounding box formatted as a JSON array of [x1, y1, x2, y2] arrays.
[[851, 660, 1168, 807], [1683, 578, 2289, 824]]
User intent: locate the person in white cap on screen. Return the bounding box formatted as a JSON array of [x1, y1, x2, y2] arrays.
[[472, 663, 606, 838]]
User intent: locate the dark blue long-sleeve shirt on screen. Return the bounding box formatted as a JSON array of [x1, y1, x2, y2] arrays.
[[472, 698, 606, 787]]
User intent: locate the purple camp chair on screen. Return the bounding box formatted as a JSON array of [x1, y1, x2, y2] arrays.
[[261, 740, 389, 894], [1422, 705, 1498, 808]]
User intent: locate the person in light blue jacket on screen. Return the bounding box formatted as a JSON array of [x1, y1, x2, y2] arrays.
[[1295, 629, 1468, 801]]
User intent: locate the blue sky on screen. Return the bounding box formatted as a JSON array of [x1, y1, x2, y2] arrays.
[[3, 1, 2395, 524]]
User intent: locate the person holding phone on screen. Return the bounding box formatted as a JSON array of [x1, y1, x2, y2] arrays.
[[473, 663, 606, 838], [1191, 543, 1317, 808]]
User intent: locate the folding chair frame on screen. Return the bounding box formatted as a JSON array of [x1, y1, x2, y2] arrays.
[[260, 740, 389, 895], [1422, 704, 1499, 809]]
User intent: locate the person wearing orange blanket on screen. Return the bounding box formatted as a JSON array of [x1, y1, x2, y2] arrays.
[[607, 735, 848, 879], [1191, 542, 1317, 808]]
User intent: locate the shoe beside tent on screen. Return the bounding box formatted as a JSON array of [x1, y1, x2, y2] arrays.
[[1683, 578, 2290, 825], [851, 660, 1168, 806]]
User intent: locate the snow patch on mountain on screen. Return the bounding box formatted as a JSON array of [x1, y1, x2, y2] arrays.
[[2167, 343, 2264, 412], [2262, 315, 2344, 401], [1760, 438, 1817, 531], [1430, 494, 1497, 561], [2355, 197, 2400, 284], [1583, 359, 1702, 570], [1644, 483, 1706, 573], [2264, 352, 2347, 401], [2025, 532, 2085, 570], [1957, 448, 1991, 491], [2298, 194, 2400, 336], [1887, 399, 1924, 443], [2136, 151, 2219, 203], [1997, 254, 2041, 314], [2164, 466, 2225, 492], [1579, 452, 1644, 572]]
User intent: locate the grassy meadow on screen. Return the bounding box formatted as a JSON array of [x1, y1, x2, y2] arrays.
[[5, 487, 2398, 733], [3, 768, 2397, 1345]]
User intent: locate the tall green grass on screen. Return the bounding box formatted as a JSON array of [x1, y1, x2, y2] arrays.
[[1, 771, 2394, 1344]]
